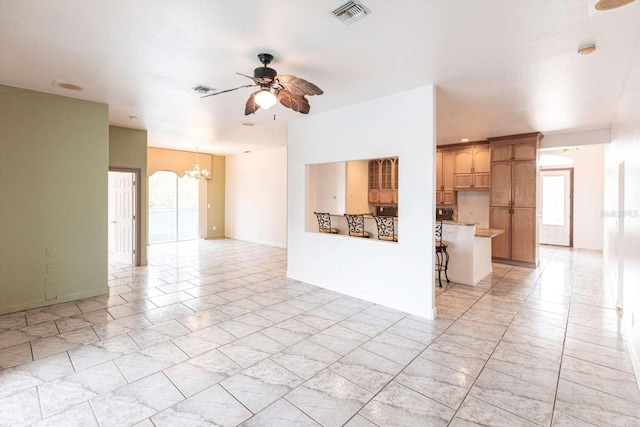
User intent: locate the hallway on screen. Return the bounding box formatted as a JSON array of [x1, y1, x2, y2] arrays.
[[0, 240, 638, 426]]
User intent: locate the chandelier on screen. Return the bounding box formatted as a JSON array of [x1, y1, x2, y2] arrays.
[[185, 148, 210, 179]]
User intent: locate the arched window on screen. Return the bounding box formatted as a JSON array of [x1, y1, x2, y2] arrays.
[[149, 171, 199, 243]]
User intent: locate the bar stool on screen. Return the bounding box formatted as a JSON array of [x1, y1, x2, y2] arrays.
[[374, 216, 397, 242], [435, 220, 450, 287], [314, 212, 338, 234], [344, 214, 370, 238]]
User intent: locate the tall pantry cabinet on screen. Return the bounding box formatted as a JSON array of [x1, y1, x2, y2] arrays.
[[488, 132, 542, 266]]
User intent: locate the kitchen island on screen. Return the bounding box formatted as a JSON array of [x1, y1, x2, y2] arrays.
[[441, 222, 503, 286]]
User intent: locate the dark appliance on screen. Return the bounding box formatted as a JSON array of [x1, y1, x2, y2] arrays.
[[375, 205, 398, 217], [436, 208, 455, 221]]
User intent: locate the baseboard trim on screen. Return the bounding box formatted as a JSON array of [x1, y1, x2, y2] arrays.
[[492, 258, 538, 268], [224, 235, 287, 249], [622, 320, 640, 391], [0, 287, 108, 316], [286, 269, 436, 320]]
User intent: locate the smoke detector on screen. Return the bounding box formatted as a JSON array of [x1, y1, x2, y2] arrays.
[[332, 1, 370, 25], [192, 85, 215, 95], [595, 0, 635, 10], [53, 79, 85, 91], [578, 44, 597, 55]]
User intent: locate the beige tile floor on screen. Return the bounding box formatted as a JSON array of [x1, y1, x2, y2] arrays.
[[1, 239, 639, 426]]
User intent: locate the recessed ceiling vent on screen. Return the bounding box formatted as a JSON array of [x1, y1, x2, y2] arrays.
[[332, 1, 370, 25], [192, 85, 215, 95]]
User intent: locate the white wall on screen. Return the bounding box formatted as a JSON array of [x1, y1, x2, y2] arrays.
[[308, 162, 346, 215], [543, 144, 605, 250], [603, 42, 640, 385], [346, 160, 370, 214], [542, 128, 610, 149], [456, 191, 490, 227], [288, 85, 436, 319], [225, 146, 287, 248]]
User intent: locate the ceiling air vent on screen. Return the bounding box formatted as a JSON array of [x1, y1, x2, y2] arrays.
[[192, 85, 215, 95], [332, 0, 370, 25]]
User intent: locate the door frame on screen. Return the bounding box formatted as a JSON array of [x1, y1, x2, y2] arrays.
[[109, 167, 142, 266], [617, 161, 625, 311], [540, 167, 574, 247]]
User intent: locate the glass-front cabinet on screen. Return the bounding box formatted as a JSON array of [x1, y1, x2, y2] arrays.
[[368, 157, 398, 204]]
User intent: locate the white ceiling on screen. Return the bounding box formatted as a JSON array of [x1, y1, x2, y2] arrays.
[[1, 0, 639, 154]]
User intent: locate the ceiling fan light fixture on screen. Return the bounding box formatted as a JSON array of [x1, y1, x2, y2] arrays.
[[254, 89, 277, 109]]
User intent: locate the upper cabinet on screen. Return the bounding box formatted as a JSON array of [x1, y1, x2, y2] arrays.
[[453, 144, 490, 190], [368, 157, 398, 204], [490, 140, 537, 162], [435, 149, 456, 205]]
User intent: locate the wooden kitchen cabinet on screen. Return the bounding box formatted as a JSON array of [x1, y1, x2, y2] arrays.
[[435, 149, 455, 205], [490, 161, 512, 206], [513, 160, 537, 208], [368, 159, 380, 203], [490, 140, 537, 162], [488, 132, 542, 266], [511, 208, 537, 262], [368, 157, 398, 204], [490, 207, 511, 259], [454, 144, 490, 190], [393, 158, 399, 203]]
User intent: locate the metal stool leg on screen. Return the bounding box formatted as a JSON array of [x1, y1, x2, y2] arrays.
[[436, 250, 443, 287], [444, 249, 450, 283]]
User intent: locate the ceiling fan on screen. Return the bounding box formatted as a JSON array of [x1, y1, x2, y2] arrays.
[[201, 53, 323, 115]]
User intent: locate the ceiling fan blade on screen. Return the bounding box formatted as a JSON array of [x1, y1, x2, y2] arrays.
[[276, 75, 323, 97], [236, 72, 259, 83], [200, 84, 257, 98], [245, 90, 261, 115], [277, 90, 310, 114]]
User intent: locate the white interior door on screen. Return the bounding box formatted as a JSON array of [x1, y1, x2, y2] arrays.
[[108, 171, 135, 265], [540, 169, 572, 246]]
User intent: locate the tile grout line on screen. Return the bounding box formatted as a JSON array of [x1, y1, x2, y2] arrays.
[[443, 266, 532, 425], [547, 247, 577, 426], [444, 260, 563, 425], [4, 243, 636, 426], [342, 267, 520, 426]]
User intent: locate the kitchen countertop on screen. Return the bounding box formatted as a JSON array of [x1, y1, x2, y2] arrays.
[[329, 213, 398, 220], [441, 220, 476, 226], [475, 228, 505, 238]]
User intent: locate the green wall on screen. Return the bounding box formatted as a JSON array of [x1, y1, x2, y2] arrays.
[[0, 85, 109, 314], [109, 126, 148, 265], [207, 155, 226, 239]]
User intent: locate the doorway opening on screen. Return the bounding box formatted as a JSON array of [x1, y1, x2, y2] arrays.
[[108, 169, 141, 267], [540, 168, 574, 247], [149, 171, 200, 244]]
